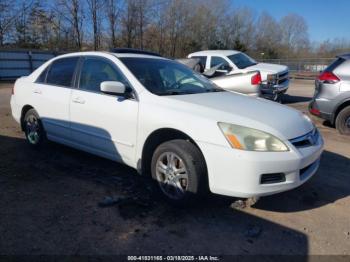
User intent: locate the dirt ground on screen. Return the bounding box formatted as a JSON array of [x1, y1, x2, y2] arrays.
[[0, 79, 349, 256]]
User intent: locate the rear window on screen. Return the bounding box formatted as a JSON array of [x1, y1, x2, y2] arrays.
[[46, 57, 79, 87], [227, 53, 257, 69], [324, 57, 345, 72]]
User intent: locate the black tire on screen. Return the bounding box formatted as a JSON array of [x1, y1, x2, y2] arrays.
[[274, 93, 283, 103], [23, 109, 46, 147], [335, 106, 350, 135], [151, 139, 208, 205]]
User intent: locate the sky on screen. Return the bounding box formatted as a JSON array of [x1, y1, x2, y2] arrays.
[[233, 0, 349, 43]]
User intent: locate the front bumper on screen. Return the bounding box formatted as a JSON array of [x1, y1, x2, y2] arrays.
[[260, 79, 290, 100], [196, 132, 323, 198]]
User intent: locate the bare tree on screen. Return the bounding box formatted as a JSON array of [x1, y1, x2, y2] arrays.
[[87, 0, 104, 50], [106, 0, 120, 48], [4, 0, 327, 60], [55, 0, 84, 50], [1, 0, 33, 46], [121, 0, 138, 48], [280, 13, 309, 57], [255, 12, 282, 58], [165, 0, 191, 57]]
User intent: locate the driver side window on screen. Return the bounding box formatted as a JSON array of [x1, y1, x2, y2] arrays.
[[210, 56, 230, 70], [79, 57, 128, 92]]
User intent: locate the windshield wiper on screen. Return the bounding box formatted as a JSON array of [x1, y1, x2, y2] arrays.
[[156, 90, 194, 96], [205, 88, 224, 92]]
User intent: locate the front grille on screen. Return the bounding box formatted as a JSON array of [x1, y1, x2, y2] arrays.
[[290, 128, 319, 148], [278, 77, 288, 85], [278, 71, 289, 79], [277, 71, 289, 85], [260, 173, 286, 184]]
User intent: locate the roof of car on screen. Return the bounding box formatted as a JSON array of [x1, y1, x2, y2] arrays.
[[188, 50, 241, 57], [50, 51, 167, 60], [338, 53, 350, 60], [112, 53, 167, 59], [110, 48, 162, 57]]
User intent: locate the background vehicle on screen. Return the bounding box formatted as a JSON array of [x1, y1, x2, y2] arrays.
[[177, 58, 262, 97], [11, 50, 323, 205], [188, 50, 289, 102], [309, 54, 350, 135]]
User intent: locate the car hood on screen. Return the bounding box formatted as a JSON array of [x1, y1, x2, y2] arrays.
[[246, 63, 288, 79], [166, 92, 313, 140]]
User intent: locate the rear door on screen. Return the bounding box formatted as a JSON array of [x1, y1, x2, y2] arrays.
[[33, 57, 79, 141], [69, 56, 138, 165]]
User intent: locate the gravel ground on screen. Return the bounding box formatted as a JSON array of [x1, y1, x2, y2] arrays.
[[0, 79, 349, 256]]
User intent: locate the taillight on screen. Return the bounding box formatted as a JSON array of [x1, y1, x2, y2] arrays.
[[310, 108, 320, 116], [318, 71, 340, 83], [251, 72, 262, 85]]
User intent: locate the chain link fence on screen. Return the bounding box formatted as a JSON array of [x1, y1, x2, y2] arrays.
[[0, 49, 336, 81], [259, 58, 335, 79]]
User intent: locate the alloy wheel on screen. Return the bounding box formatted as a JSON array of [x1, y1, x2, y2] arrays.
[[25, 115, 40, 145], [155, 152, 189, 200]]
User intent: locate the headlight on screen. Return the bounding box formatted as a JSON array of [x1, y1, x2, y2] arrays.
[[218, 122, 289, 152]]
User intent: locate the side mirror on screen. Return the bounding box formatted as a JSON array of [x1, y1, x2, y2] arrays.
[[100, 81, 126, 95]]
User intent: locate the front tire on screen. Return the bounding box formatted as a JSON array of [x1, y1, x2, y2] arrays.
[[335, 106, 350, 135], [23, 109, 46, 147], [151, 139, 208, 205]]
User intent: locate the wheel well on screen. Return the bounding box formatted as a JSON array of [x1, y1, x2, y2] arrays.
[[334, 100, 350, 123], [140, 128, 205, 176], [20, 105, 34, 131]]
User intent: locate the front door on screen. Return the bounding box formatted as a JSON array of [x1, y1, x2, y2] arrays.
[[69, 56, 138, 166]]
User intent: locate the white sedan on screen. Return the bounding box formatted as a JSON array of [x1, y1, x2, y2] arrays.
[[10, 50, 324, 205]]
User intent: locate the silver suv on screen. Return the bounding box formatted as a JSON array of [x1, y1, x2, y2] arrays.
[[309, 54, 350, 135]]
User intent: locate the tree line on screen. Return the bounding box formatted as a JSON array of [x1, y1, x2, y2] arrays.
[[0, 0, 349, 59]]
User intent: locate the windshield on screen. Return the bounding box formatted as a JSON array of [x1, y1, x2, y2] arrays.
[[119, 57, 222, 96], [228, 53, 257, 69]]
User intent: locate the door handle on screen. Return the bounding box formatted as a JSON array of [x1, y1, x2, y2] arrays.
[[72, 97, 85, 104], [33, 89, 42, 94]]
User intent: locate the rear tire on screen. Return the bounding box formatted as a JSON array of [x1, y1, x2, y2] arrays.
[[23, 109, 46, 147], [335, 106, 350, 135], [151, 139, 208, 205]]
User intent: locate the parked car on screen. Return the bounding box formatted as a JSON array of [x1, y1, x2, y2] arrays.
[[11, 50, 323, 205], [188, 50, 289, 102], [176, 58, 262, 97], [309, 54, 350, 136]]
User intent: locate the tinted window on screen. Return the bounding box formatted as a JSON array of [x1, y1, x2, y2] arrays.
[[227, 53, 257, 69], [324, 58, 345, 72], [36, 67, 48, 83], [192, 56, 207, 68], [46, 57, 78, 87], [120, 57, 222, 96], [210, 56, 230, 70], [79, 58, 127, 92]]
